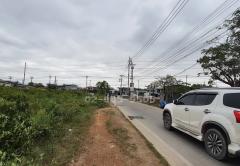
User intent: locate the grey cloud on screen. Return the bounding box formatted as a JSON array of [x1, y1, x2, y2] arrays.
[[0, 0, 236, 87]]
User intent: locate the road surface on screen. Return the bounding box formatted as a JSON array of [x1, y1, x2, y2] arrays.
[[113, 98, 240, 166]]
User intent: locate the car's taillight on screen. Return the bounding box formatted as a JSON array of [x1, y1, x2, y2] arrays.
[[233, 110, 240, 123]]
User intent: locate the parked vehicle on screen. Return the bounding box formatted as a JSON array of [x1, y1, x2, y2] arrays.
[[163, 88, 240, 160]]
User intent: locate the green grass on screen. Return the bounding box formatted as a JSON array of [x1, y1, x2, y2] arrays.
[[0, 86, 106, 165], [30, 106, 95, 166], [116, 107, 170, 166], [144, 140, 170, 166]]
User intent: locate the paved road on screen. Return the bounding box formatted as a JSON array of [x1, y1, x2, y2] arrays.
[[113, 98, 240, 166]]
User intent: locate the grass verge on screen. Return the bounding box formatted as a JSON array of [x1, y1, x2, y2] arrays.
[[115, 107, 170, 166], [106, 111, 137, 158]]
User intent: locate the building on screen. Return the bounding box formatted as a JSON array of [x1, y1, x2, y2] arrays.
[[0, 79, 23, 87], [0, 79, 12, 87], [59, 84, 79, 91], [118, 87, 129, 95], [87, 86, 98, 93]]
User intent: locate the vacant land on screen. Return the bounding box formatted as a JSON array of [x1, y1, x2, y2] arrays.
[[71, 107, 169, 166], [0, 86, 106, 165]]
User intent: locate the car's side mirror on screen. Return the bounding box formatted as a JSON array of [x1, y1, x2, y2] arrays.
[[173, 100, 178, 105]]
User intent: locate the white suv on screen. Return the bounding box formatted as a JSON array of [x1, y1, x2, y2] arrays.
[[163, 88, 240, 160]]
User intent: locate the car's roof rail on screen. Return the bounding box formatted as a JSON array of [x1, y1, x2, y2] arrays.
[[200, 87, 240, 90]]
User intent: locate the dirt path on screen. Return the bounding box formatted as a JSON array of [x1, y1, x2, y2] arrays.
[[70, 107, 167, 166]]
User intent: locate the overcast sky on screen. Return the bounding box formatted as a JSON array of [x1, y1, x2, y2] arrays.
[[0, 0, 239, 88]]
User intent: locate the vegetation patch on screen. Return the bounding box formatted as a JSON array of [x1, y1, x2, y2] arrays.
[[0, 86, 106, 165]]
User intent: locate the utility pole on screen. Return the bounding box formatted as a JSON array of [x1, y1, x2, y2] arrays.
[[54, 76, 57, 85], [127, 57, 135, 95], [138, 80, 140, 89], [8, 76, 12, 82], [30, 76, 34, 83], [163, 82, 166, 100], [128, 58, 135, 96], [22, 62, 26, 85], [86, 76, 88, 89], [185, 75, 188, 86], [127, 57, 130, 90], [119, 75, 124, 95], [130, 63, 135, 85], [49, 75, 52, 84]]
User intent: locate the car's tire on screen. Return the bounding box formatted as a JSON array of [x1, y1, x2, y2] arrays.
[[163, 112, 172, 130], [204, 128, 228, 160]]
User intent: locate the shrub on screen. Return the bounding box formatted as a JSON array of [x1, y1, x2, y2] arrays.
[[93, 99, 108, 108], [0, 96, 32, 163], [0, 87, 107, 165]]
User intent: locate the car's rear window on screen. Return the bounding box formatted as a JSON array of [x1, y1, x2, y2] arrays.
[[223, 93, 240, 109]]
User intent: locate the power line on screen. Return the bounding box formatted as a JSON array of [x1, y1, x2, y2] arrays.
[[136, 0, 239, 75], [134, 29, 227, 78], [153, 31, 228, 75], [137, 15, 231, 76], [132, 0, 189, 59], [141, 29, 226, 76], [173, 62, 198, 76]]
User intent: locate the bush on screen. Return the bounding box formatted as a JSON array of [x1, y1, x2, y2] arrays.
[[93, 99, 108, 108], [0, 96, 32, 164]]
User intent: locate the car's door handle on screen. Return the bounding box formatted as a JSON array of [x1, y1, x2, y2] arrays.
[[204, 109, 211, 114], [185, 108, 190, 111]]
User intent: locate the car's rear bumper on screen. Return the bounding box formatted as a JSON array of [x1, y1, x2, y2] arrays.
[[228, 143, 240, 156]]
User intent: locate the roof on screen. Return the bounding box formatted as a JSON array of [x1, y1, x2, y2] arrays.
[[63, 84, 78, 87], [0, 79, 10, 83], [0, 80, 21, 85]]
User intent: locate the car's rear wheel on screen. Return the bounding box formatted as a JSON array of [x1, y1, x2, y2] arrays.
[[163, 112, 172, 130], [204, 128, 227, 160]]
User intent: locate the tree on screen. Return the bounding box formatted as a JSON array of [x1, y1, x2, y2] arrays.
[[191, 84, 208, 89], [147, 75, 178, 90], [198, 9, 240, 87], [47, 83, 57, 89], [28, 82, 34, 86], [148, 75, 210, 101], [29, 83, 44, 88], [96, 81, 110, 95], [148, 75, 186, 101]]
